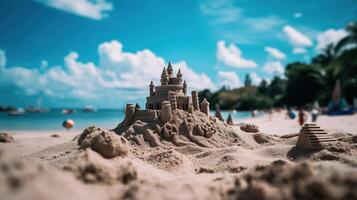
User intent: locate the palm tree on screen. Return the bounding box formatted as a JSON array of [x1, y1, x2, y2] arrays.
[[334, 21, 357, 56]]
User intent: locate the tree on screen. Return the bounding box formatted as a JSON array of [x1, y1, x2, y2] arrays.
[[334, 21, 357, 55], [244, 74, 252, 86], [258, 79, 268, 96], [268, 76, 287, 106], [284, 62, 325, 107]]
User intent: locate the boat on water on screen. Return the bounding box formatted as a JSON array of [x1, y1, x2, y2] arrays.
[[82, 106, 97, 113], [62, 109, 76, 114], [25, 106, 50, 113], [8, 108, 26, 116]]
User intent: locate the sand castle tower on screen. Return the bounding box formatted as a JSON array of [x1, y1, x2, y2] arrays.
[[296, 123, 336, 150], [160, 101, 172, 123], [215, 105, 224, 121], [191, 91, 200, 111], [200, 98, 210, 116], [226, 113, 234, 125]]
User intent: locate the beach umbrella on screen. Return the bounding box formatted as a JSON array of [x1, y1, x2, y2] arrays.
[[62, 119, 75, 130]]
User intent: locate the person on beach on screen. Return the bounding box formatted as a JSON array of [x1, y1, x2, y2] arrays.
[[311, 108, 319, 122], [251, 110, 256, 118], [298, 108, 306, 126], [268, 109, 273, 121]]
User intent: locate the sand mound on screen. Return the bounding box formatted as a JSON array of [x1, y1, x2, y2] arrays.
[[64, 149, 137, 184], [78, 126, 129, 158], [240, 123, 259, 133], [252, 133, 276, 144], [0, 150, 108, 200], [0, 133, 15, 143], [120, 110, 240, 148], [225, 161, 357, 200]]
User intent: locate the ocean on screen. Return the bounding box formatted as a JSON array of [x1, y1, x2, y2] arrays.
[[0, 109, 255, 131]]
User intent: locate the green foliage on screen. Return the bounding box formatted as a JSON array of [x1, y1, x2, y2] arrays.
[[284, 63, 325, 107], [244, 74, 252, 86], [199, 21, 357, 110]]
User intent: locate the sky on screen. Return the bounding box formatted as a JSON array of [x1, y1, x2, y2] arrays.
[[0, 0, 356, 108]]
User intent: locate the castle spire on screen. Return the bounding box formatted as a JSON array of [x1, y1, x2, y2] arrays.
[[161, 67, 167, 77], [177, 68, 182, 78], [167, 62, 173, 76]]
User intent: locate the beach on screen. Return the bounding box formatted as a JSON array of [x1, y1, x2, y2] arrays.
[[1, 112, 356, 200]]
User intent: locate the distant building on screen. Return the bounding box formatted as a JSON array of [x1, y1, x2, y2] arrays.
[[119, 62, 210, 128]]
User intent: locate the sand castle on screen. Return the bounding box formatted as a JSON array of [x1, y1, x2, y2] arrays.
[[296, 123, 336, 150], [115, 62, 210, 132]]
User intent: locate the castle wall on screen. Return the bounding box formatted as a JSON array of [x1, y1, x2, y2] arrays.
[[146, 96, 168, 109], [133, 109, 158, 121], [155, 85, 183, 96], [176, 96, 192, 110], [168, 77, 182, 85]]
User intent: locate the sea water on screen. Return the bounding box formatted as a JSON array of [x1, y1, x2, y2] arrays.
[[0, 109, 254, 131]]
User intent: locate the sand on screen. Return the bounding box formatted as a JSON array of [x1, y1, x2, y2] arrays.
[[0, 112, 356, 200]]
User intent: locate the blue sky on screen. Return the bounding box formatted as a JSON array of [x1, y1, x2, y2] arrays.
[[0, 0, 356, 108]]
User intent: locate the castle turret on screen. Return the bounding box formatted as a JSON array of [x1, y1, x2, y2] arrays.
[[177, 68, 183, 84], [183, 80, 187, 95], [191, 91, 200, 111], [168, 91, 178, 111], [149, 81, 155, 96], [200, 98, 210, 116], [160, 67, 169, 85], [123, 104, 136, 126], [160, 101, 172, 123], [167, 62, 173, 76]]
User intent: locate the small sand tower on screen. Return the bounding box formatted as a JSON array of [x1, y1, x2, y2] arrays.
[[226, 113, 234, 125], [200, 98, 210, 116], [160, 101, 172, 123], [296, 123, 336, 150], [215, 105, 224, 121]]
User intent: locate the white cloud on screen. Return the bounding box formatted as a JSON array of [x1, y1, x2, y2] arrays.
[[294, 13, 303, 18], [316, 28, 348, 51], [199, 0, 240, 24], [216, 40, 257, 68], [249, 73, 262, 85], [200, 0, 284, 31], [263, 61, 285, 76], [283, 25, 313, 47], [0, 41, 214, 107], [293, 47, 307, 54], [218, 71, 241, 88], [35, 0, 113, 20], [264, 46, 286, 60]]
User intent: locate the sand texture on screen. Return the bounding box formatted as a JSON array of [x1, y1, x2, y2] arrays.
[[1, 112, 357, 200]]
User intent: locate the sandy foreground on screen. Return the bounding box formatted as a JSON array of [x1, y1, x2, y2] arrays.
[[1, 113, 357, 200]]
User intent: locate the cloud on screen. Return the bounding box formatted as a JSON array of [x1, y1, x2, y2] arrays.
[[35, 0, 113, 20], [200, 0, 285, 44], [263, 61, 285, 76], [244, 15, 285, 31], [294, 13, 303, 18], [216, 40, 257, 68], [218, 71, 241, 88], [316, 28, 348, 51], [199, 0, 241, 24], [293, 47, 307, 54], [264, 46, 286, 60], [249, 73, 262, 85], [283, 25, 313, 47], [0, 41, 214, 107]]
